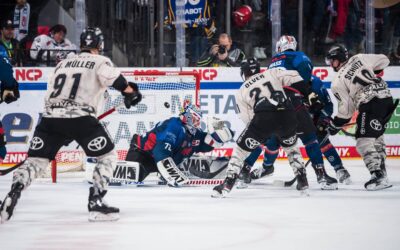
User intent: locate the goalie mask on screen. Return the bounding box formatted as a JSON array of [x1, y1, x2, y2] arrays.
[[80, 27, 104, 52], [180, 100, 202, 135], [276, 35, 297, 53]]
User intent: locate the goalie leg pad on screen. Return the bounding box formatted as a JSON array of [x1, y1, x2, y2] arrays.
[[157, 157, 189, 186]]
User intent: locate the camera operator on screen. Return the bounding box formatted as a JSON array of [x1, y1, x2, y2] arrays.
[[197, 33, 245, 67]]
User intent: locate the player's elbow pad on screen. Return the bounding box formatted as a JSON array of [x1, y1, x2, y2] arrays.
[[112, 74, 128, 92]]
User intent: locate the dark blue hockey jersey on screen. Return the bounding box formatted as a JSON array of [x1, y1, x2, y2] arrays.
[[134, 117, 214, 164], [0, 55, 16, 89], [310, 75, 333, 118], [268, 51, 313, 82]]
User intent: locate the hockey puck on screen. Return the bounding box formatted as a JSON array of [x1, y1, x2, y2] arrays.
[[164, 102, 170, 108]]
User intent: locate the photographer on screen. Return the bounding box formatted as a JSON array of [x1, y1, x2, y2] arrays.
[[197, 33, 245, 67]]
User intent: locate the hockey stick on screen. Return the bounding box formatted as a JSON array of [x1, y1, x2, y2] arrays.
[[0, 160, 25, 176]]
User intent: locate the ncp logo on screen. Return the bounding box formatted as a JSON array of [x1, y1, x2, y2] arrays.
[[192, 69, 218, 80], [15, 69, 43, 81], [313, 68, 328, 80]]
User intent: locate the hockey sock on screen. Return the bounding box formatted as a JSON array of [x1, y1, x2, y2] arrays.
[[244, 146, 263, 167], [320, 141, 343, 171], [262, 137, 280, 167], [300, 133, 324, 166]]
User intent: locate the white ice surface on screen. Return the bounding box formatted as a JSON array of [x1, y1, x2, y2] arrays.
[[0, 159, 400, 250]]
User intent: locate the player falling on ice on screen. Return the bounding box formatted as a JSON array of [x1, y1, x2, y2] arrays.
[[212, 58, 314, 197], [242, 36, 341, 190], [125, 100, 234, 186], [325, 44, 396, 190], [0, 27, 142, 222]]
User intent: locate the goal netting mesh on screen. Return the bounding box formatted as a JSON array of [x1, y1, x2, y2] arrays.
[[44, 71, 200, 182]]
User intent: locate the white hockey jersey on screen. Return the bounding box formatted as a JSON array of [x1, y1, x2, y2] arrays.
[[235, 68, 304, 124], [331, 54, 391, 120], [30, 34, 77, 62], [43, 52, 121, 118]]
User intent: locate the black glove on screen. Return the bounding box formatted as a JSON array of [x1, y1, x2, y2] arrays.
[[123, 82, 142, 109], [326, 120, 341, 135], [1, 81, 20, 104], [307, 92, 324, 113]]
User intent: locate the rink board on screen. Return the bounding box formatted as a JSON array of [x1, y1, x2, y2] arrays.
[[1, 66, 400, 167]]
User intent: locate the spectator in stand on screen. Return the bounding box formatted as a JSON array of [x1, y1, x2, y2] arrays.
[[381, 2, 400, 64], [197, 33, 246, 67], [30, 24, 77, 66], [0, 20, 23, 66], [325, 0, 352, 44], [13, 0, 30, 42]]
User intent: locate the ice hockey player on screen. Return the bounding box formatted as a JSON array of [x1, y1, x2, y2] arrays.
[[0, 27, 142, 223], [125, 100, 234, 186], [325, 44, 395, 191], [244, 36, 338, 190], [0, 54, 20, 166], [212, 58, 311, 198]]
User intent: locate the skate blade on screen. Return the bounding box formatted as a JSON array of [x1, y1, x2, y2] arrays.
[[236, 181, 248, 189], [320, 183, 338, 190], [340, 178, 352, 185], [211, 190, 227, 198], [88, 212, 120, 222], [299, 189, 310, 197], [365, 184, 393, 191]]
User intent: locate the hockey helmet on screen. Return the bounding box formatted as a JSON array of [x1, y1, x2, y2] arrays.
[[180, 99, 203, 135], [80, 27, 104, 52], [240, 57, 261, 79], [275, 35, 297, 53], [233, 5, 252, 28], [325, 44, 349, 71]]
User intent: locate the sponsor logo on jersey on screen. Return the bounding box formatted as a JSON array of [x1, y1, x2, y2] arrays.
[[282, 135, 297, 146], [88, 136, 107, 151], [245, 137, 260, 149], [370, 119, 382, 131], [29, 137, 44, 150]]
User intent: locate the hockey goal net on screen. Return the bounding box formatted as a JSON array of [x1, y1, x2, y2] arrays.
[[47, 71, 200, 182]]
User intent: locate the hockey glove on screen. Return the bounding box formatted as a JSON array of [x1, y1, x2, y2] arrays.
[[307, 92, 324, 113], [0, 81, 20, 104], [326, 121, 342, 135], [123, 82, 142, 109]]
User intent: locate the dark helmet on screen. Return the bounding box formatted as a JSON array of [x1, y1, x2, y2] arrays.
[[80, 27, 104, 52], [325, 44, 349, 65], [240, 57, 260, 79]]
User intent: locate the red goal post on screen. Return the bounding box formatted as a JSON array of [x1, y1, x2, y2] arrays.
[[50, 70, 201, 183]]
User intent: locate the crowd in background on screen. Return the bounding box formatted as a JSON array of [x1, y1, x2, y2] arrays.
[[1, 0, 399, 67]]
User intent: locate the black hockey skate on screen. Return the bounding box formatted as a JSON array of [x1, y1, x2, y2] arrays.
[[312, 164, 338, 190], [296, 168, 309, 191], [239, 164, 252, 182], [211, 174, 238, 198], [335, 166, 352, 184], [250, 164, 275, 180], [364, 170, 392, 191], [88, 187, 120, 222], [0, 182, 24, 223]]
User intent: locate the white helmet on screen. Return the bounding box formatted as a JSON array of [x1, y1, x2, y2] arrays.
[[275, 35, 297, 53]]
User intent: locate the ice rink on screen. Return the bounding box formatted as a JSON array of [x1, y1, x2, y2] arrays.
[[0, 159, 399, 250]]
